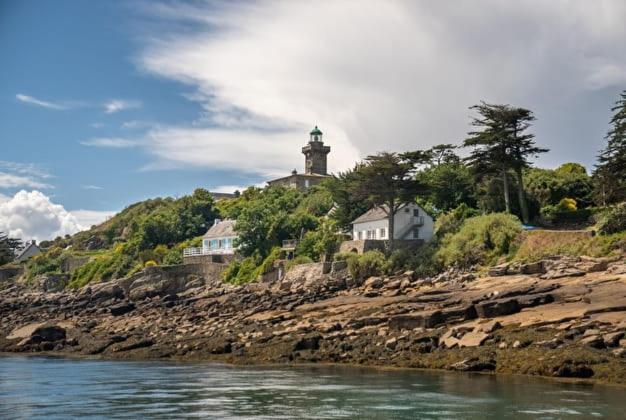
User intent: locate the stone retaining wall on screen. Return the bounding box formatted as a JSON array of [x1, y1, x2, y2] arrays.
[[339, 239, 424, 254]]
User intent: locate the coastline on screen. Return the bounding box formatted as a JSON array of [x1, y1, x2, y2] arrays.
[[2, 255, 626, 386]]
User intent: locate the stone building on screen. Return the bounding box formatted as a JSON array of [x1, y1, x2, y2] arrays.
[[267, 126, 331, 190]]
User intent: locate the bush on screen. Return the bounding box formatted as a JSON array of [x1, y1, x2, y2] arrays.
[[540, 205, 594, 225], [557, 197, 577, 211], [435, 204, 480, 238], [387, 245, 440, 277], [285, 255, 314, 271], [514, 230, 625, 262], [144, 260, 158, 267], [596, 203, 626, 235], [347, 250, 387, 280], [436, 213, 522, 268]]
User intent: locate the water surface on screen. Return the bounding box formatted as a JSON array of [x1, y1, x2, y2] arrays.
[[0, 355, 624, 419]]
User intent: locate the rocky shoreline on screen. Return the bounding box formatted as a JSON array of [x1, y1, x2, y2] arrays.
[[2, 256, 626, 385]]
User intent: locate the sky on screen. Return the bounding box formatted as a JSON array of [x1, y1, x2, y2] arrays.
[[1, 0, 626, 242]]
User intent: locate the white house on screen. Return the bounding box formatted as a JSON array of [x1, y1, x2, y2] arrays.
[[201, 219, 237, 255], [15, 240, 42, 262], [351, 203, 434, 242], [183, 219, 238, 258]]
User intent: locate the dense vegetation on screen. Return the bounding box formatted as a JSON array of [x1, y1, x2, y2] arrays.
[[7, 90, 626, 288]]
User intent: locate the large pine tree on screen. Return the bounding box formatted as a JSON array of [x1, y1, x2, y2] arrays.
[[596, 90, 626, 204], [464, 102, 547, 223]]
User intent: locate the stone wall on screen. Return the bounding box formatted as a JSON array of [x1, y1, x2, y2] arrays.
[[0, 267, 22, 282], [183, 254, 234, 265], [60, 256, 90, 273], [339, 239, 424, 254]]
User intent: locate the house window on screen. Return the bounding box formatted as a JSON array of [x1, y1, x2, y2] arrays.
[[413, 227, 420, 239], [357, 231, 363, 240], [305, 179, 310, 188], [210, 239, 218, 249], [380, 228, 386, 239], [405, 207, 410, 213], [413, 208, 419, 217]]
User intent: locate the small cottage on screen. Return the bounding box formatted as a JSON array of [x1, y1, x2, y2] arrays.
[[340, 203, 434, 253], [202, 219, 237, 255], [15, 240, 41, 262]]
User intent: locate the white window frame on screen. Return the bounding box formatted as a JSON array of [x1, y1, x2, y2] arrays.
[[379, 228, 386, 239]]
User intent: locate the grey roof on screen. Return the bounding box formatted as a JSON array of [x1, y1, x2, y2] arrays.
[[203, 219, 237, 239], [351, 203, 430, 224], [351, 205, 391, 224], [15, 242, 40, 261]]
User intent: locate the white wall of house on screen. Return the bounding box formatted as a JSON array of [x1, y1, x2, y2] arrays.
[[202, 236, 237, 255], [352, 203, 434, 242]]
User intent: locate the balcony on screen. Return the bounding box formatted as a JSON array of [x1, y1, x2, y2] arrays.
[[410, 216, 425, 226], [183, 247, 234, 256]]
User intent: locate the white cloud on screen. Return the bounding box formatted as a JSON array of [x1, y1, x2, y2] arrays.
[[16, 93, 67, 110], [0, 191, 116, 242], [133, 0, 626, 171], [0, 190, 82, 242], [211, 183, 265, 194], [82, 185, 103, 190], [0, 172, 51, 189], [103, 99, 142, 114], [80, 138, 140, 148], [70, 209, 116, 229]]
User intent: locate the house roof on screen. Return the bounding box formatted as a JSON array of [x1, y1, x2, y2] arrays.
[[352, 205, 391, 224], [351, 203, 428, 224], [15, 242, 40, 260], [203, 219, 236, 239]]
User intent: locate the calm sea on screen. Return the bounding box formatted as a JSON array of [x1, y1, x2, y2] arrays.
[[0, 355, 624, 419]]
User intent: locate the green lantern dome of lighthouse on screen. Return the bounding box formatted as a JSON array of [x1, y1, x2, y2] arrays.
[[310, 126, 323, 136]]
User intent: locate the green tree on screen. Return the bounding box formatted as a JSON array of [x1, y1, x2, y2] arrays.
[[595, 90, 626, 204], [464, 102, 547, 223], [0, 232, 22, 265], [344, 152, 423, 250]]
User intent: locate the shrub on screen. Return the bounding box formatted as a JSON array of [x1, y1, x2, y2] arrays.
[[596, 203, 626, 235], [557, 197, 577, 211], [435, 204, 481, 238], [387, 245, 440, 277], [285, 255, 314, 271], [514, 230, 626, 262], [347, 250, 387, 280], [436, 213, 522, 268], [540, 204, 594, 225], [144, 260, 158, 267]]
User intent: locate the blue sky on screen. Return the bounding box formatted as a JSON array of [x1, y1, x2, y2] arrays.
[[1, 1, 262, 213], [1, 1, 626, 241]]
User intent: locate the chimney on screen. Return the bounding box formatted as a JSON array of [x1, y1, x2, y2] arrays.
[[213, 218, 222, 226]]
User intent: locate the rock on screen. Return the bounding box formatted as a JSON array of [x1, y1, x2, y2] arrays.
[[113, 339, 154, 352], [458, 331, 490, 348], [385, 279, 401, 290], [475, 298, 520, 318], [90, 283, 125, 302], [385, 337, 397, 349], [450, 358, 496, 372], [612, 348, 626, 358], [294, 335, 322, 351], [580, 335, 605, 349], [364, 277, 383, 289], [32, 325, 66, 342], [603, 332, 624, 347], [520, 261, 545, 275], [475, 320, 501, 334], [110, 302, 136, 316], [488, 263, 509, 277], [498, 342, 508, 349], [552, 362, 594, 378], [541, 268, 585, 280]]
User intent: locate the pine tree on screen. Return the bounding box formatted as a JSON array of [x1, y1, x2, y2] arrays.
[[464, 102, 547, 223], [596, 90, 626, 204]]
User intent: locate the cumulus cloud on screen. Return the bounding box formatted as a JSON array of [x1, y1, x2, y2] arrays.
[[0, 190, 82, 242], [16, 93, 67, 110], [103, 99, 142, 114], [70, 209, 116, 229], [131, 0, 626, 171], [0, 191, 116, 242]]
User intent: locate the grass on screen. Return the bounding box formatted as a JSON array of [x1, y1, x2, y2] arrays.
[[513, 230, 626, 263]]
